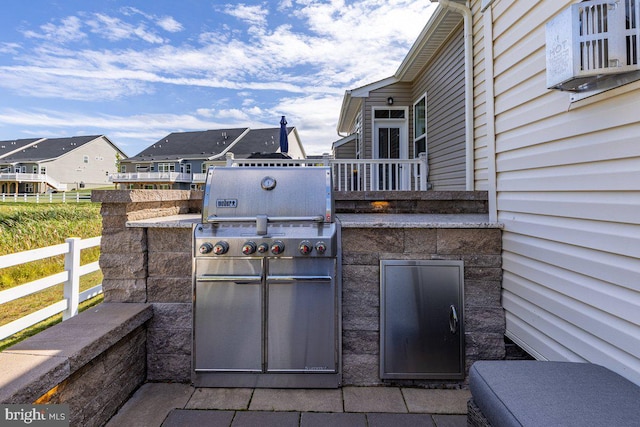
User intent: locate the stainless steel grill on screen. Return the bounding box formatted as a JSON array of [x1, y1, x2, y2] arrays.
[[193, 166, 341, 388]]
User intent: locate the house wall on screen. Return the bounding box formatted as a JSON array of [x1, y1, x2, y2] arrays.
[[412, 25, 466, 191], [475, 0, 640, 385], [362, 82, 413, 159], [43, 136, 120, 188], [334, 139, 356, 159]]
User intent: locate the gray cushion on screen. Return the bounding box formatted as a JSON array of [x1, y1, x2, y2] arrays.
[[469, 361, 640, 427]]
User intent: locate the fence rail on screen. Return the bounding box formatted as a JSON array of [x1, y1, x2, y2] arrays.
[[0, 192, 91, 203], [0, 236, 103, 340]]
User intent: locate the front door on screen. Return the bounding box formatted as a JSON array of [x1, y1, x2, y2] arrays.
[[374, 114, 408, 190]]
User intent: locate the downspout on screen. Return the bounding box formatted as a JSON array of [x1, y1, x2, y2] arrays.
[[437, 0, 474, 191]]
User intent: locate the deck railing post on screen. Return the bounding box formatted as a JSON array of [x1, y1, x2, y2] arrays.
[[63, 237, 81, 320], [418, 152, 428, 190]]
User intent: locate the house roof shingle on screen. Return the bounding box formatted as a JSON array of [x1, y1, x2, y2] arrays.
[[0, 135, 103, 162], [0, 138, 43, 159], [125, 127, 293, 162]]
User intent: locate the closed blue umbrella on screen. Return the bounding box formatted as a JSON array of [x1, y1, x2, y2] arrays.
[[279, 116, 288, 154]]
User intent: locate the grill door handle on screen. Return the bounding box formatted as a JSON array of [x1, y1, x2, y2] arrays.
[[267, 275, 332, 283], [196, 275, 262, 284], [449, 305, 459, 334]]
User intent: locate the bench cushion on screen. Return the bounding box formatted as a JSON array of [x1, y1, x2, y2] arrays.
[[469, 360, 640, 427]]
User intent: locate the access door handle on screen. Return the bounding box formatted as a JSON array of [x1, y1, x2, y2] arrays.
[[449, 305, 459, 334]]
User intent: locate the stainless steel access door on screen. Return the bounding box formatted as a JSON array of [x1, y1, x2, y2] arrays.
[[380, 260, 464, 380], [266, 258, 338, 373], [194, 258, 263, 372]]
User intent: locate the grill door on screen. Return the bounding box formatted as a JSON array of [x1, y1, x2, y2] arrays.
[[194, 258, 263, 372], [380, 260, 464, 379], [266, 258, 337, 373]]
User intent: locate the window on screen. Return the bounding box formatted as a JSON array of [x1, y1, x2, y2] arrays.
[[25, 183, 34, 193], [157, 163, 175, 172], [201, 163, 208, 173], [83, 155, 89, 163], [121, 165, 126, 173], [414, 95, 427, 157], [374, 109, 405, 119], [32, 165, 38, 173], [40, 167, 46, 174]]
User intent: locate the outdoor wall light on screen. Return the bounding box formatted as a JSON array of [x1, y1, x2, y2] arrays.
[[387, 97, 394, 105]]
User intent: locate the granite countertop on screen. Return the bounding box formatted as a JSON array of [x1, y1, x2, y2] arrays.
[[127, 214, 201, 228], [336, 213, 501, 228], [127, 213, 501, 229]]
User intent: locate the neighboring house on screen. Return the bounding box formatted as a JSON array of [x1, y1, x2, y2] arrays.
[[337, 0, 640, 386], [0, 135, 126, 193], [112, 127, 305, 190]]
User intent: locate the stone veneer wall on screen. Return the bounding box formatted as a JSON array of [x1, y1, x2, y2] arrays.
[[36, 325, 147, 426], [341, 226, 505, 386], [94, 190, 201, 382], [93, 190, 505, 386]]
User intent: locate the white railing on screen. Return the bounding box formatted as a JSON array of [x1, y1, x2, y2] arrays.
[[228, 153, 429, 191], [0, 173, 68, 191], [109, 172, 192, 182], [109, 155, 430, 191], [0, 237, 103, 340], [0, 192, 90, 203], [192, 173, 207, 183]]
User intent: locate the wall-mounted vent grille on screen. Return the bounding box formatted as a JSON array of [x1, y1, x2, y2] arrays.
[[547, 0, 640, 91]]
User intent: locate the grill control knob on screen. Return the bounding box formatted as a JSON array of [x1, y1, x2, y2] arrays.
[[271, 241, 285, 255], [212, 241, 229, 255], [315, 242, 327, 254], [257, 243, 269, 253], [242, 241, 257, 255], [198, 242, 214, 255], [299, 240, 313, 255]]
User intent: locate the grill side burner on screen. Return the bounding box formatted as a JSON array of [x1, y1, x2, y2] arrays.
[[193, 167, 341, 388]]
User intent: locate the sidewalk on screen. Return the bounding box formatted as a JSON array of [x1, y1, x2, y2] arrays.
[[106, 383, 471, 427]]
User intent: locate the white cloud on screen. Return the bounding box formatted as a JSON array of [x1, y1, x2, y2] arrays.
[[22, 16, 86, 43], [86, 14, 165, 44], [157, 16, 183, 33], [0, 42, 21, 54], [223, 3, 270, 28]]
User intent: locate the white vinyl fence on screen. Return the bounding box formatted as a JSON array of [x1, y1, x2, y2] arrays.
[[0, 236, 103, 340], [0, 192, 91, 204]]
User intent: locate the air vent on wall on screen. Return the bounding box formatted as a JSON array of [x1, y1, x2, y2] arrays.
[[546, 0, 640, 92]]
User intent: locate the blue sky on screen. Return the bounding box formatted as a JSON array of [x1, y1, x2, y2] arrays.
[[0, 0, 435, 156]]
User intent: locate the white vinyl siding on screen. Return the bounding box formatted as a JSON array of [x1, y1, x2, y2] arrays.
[[477, 0, 640, 385]]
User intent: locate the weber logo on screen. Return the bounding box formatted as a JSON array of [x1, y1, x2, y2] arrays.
[[216, 199, 237, 208]]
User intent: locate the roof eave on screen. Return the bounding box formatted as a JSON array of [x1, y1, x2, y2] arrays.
[[337, 76, 398, 135], [394, 4, 463, 82]]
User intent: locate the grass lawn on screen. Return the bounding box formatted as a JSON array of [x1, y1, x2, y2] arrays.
[[0, 202, 103, 350]]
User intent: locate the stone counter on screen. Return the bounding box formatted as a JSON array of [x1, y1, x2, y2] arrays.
[[337, 214, 504, 386], [94, 190, 506, 387]]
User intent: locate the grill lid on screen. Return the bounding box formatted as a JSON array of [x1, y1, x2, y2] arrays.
[[202, 166, 334, 224]]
